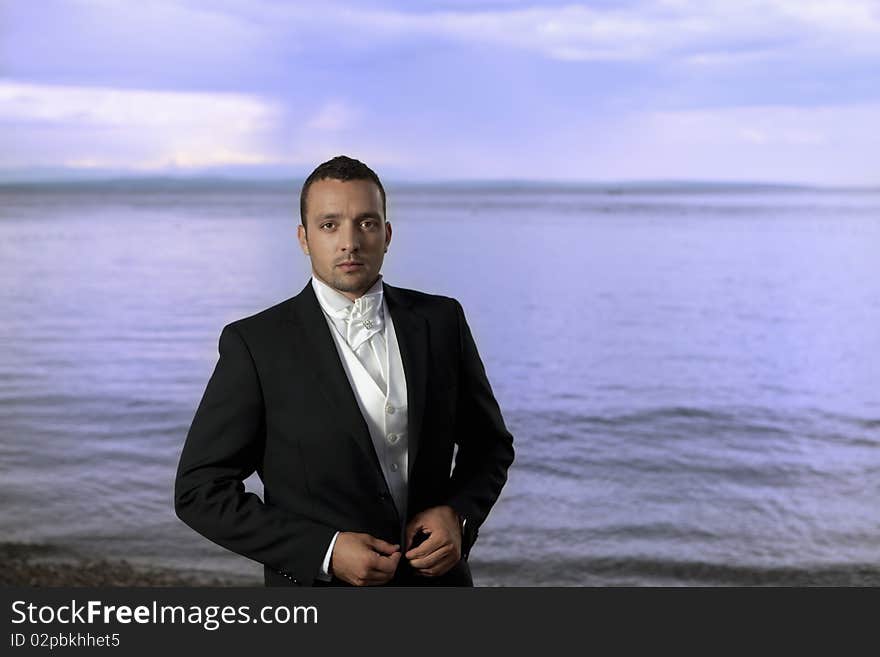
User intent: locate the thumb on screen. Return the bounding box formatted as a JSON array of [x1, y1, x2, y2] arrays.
[[404, 520, 422, 551], [369, 536, 400, 555]]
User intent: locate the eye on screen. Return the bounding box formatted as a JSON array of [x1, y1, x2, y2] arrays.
[[320, 221, 335, 230], [361, 219, 378, 229]]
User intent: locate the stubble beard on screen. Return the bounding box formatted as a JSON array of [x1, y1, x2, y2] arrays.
[[328, 269, 379, 297]]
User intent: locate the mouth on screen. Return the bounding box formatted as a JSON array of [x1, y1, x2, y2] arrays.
[[337, 261, 365, 272]]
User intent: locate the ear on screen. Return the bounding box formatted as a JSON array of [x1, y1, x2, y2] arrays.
[[384, 221, 392, 253], [297, 224, 310, 255]]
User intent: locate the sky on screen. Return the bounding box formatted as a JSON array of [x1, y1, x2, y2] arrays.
[[1, 0, 878, 184]]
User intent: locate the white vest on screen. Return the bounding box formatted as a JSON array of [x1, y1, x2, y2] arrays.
[[323, 296, 410, 525]]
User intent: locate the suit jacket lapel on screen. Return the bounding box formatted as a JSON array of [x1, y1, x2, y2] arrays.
[[286, 282, 382, 474], [383, 283, 428, 481]]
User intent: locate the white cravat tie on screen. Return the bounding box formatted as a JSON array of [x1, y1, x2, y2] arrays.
[[344, 291, 387, 395], [345, 292, 385, 351], [313, 277, 389, 395]]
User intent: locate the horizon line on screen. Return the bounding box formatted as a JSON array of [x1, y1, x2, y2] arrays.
[[1, 175, 878, 193]]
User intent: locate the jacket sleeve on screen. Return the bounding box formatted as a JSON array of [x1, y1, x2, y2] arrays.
[[445, 300, 515, 558], [174, 323, 337, 586]]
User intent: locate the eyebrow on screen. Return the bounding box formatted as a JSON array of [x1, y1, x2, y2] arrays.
[[316, 212, 383, 222]]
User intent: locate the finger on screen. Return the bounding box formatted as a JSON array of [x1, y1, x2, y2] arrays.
[[413, 555, 453, 578], [409, 552, 448, 570], [364, 554, 400, 585], [409, 544, 452, 570], [370, 551, 401, 576], [368, 536, 400, 555], [405, 530, 446, 560], [404, 520, 423, 552]]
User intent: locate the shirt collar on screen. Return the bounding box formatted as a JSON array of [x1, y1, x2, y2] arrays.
[[311, 274, 384, 319]]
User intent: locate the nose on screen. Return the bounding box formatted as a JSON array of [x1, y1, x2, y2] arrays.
[[339, 221, 360, 253]]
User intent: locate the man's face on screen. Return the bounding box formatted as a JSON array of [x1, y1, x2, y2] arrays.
[[297, 178, 392, 301]]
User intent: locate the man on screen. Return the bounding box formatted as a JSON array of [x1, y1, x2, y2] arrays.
[[174, 155, 514, 586]]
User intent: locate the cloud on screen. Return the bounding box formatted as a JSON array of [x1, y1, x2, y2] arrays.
[[4, 1, 879, 90], [0, 81, 274, 129], [0, 81, 279, 169], [582, 102, 880, 184], [23, 0, 870, 70], [0, 0, 267, 86], [252, 0, 880, 63], [1, 2, 878, 184], [0, 79, 404, 176], [643, 103, 872, 149]]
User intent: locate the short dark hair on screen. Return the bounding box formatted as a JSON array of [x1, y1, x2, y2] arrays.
[[299, 155, 386, 229]]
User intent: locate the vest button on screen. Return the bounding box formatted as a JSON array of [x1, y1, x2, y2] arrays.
[[385, 404, 395, 414]]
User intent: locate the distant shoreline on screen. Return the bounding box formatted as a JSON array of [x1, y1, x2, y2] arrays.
[[0, 542, 260, 587], [2, 178, 877, 195]]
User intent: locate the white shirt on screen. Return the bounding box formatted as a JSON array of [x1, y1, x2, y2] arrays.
[[310, 274, 403, 581]]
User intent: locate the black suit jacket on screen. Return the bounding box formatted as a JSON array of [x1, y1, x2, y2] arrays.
[[174, 281, 514, 586]]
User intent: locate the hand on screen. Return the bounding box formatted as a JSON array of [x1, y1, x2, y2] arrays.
[[404, 505, 462, 577], [330, 532, 401, 586]]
